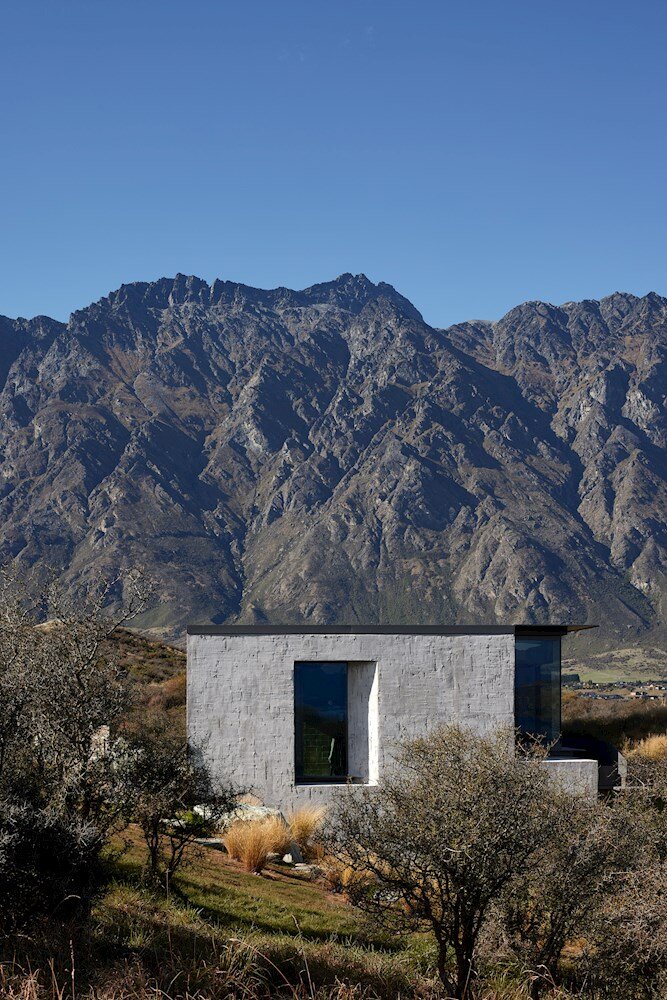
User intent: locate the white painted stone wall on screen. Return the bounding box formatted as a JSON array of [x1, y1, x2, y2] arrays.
[[187, 631, 518, 811]]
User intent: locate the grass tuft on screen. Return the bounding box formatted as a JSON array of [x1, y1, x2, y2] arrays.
[[625, 733, 667, 759], [223, 820, 275, 873], [261, 813, 294, 857], [288, 806, 326, 860]]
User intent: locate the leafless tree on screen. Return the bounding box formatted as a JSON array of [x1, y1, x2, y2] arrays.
[[324, 725, 562, 999]]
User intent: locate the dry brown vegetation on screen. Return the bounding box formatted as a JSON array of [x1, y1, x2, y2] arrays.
[[112, 627, 186, 740], [223, 819, 277, 873], [222, 814, 301, 872], [288, 806, 327, 859], [563, 692, 667, 749], [625, 733, 667, 759]]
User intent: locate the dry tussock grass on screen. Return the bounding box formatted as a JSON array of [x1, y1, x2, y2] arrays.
[[0, 960, 583, 999], [223, 807, 327, 872], [223, 820, 274, 872], [0, 948, 431, 999], [626, 733, 667, 759], [288, 806, 326, 859], [261, 814, 293, 857], [223, 814, 295, 872], [320, 855, 375, 898]]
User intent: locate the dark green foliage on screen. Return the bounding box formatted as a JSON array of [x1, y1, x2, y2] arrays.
[[0, 805, 104, 930]]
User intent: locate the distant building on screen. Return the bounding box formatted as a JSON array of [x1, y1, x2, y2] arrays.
[[187, 625, 624, 810]]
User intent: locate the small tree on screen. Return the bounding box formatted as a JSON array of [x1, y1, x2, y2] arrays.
[[0, 569, 150, 929], [325, 726, 562, 999], [575, 751, 667, 999], [122, 714, 239, 888]]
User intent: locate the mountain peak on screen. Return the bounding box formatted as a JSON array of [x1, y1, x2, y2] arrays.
[[70, 272, 424, 324]]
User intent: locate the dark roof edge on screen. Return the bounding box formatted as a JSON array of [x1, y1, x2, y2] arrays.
[[186, 624, 597, 637]]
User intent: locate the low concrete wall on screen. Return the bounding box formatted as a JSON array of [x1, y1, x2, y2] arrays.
[[541, 757, 599, 798]]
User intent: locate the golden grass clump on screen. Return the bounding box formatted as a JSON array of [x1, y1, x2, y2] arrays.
[[626, 733, 667, 760], [222, 814, 293, 872], [288, 805, 326, 859], [320, 855, 375, 898], [222, 820, 274, 873], [260, 814, 293, 857], [221, 819, 246, 861]]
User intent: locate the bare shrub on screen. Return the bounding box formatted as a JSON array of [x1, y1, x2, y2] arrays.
[[585, 861, 667, 1000], [325, 726, 563, 999], [120, 712, 238, 887], [496, 791, 649, 997]]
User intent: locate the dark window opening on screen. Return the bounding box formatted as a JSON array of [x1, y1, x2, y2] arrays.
[[295, 661, 348, 783], [515, 636, 561, 743]]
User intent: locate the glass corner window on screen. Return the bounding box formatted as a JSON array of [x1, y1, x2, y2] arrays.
[[295, 661, 348, 783], [514, 636, 561, 743]]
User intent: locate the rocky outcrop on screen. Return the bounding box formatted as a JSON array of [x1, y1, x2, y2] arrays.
[[0, 275, 664, 654]]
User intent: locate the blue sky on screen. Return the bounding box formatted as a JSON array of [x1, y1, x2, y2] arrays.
[[1, 0, 665, 327]]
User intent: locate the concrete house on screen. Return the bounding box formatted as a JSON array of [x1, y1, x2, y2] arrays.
[[187, 624, 623, 810]]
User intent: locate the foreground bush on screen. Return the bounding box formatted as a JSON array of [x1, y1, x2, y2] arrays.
[[327, 725, 667, 1000], [0, 573, 148, 931], [496, 792, 652, 998], [0, 805, 105, 929], [326, 726, 562, 999], [121, 712, 238, 886]]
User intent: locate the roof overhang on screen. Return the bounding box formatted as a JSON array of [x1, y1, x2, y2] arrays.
[[187, 623, 598, 637]]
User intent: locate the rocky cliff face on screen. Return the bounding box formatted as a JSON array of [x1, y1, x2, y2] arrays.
[[0, 274, 664, 650]]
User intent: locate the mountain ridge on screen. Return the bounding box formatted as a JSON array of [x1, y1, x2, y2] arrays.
[[0, 275, 664, 662]]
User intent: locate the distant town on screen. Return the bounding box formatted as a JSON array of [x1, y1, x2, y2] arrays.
[[563, 675, 667, 701]]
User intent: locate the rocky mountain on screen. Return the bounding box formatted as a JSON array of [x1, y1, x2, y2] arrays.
[[0, 274, 664, 656]]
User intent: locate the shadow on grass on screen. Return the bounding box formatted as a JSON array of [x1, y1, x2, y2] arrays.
[[92, 880, 430, 998]]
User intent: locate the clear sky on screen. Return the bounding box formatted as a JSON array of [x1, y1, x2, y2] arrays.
[[1, 0, 665, 328]]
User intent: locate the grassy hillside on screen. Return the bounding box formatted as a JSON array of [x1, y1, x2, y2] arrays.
[[5, 825, 440, 999], [110, 627, 186, 738], [563, 624, 667, 683]]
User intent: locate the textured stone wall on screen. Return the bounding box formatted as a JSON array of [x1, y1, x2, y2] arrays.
[[187, 631, 517, 811], [542, 757, 599, 798]]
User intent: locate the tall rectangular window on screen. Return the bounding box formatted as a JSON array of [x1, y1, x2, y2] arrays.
[[515, 636, 561, 742], [295, 661, 348, 782]]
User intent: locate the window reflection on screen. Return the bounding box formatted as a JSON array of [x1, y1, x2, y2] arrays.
[[515, 637, 561, 742], [295, 662, 348, 782]]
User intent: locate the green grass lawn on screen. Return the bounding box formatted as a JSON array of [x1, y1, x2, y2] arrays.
[[85, 827, 438, 998], [107, 827, 384, 944]]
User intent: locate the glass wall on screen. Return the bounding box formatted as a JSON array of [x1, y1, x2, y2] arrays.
[[294, 661, 348, 782], [515, 636, 561, 742]]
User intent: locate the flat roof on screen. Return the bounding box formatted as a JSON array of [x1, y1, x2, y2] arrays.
[[187, 624, 596, 637]]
